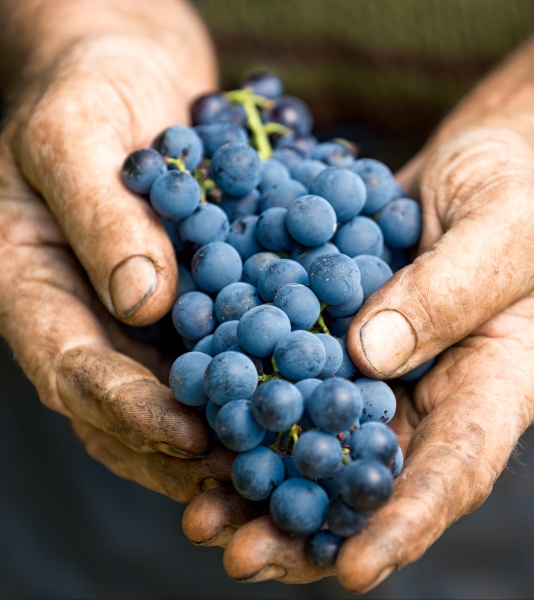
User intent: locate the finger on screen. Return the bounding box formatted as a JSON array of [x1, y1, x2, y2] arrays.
[[337, 302, 534, 594], [223, 516, 334, 584], [72, 421, 234, 503], [182, 487, 269, 547], [348, 127, 534, 378], [0, 157, 207, 457], [11, 49, 190, 325]]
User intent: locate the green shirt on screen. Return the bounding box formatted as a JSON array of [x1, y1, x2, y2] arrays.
[[196, 0, 534, 133]]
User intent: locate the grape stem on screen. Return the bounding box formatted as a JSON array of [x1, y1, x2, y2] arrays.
[[271, 355, 279, 373], [226, 89, 273, 160], [342, 455, 351, 467], [165, 157, 188, 172], [288, 424, 299, 446], [268, 431, 285, 452]]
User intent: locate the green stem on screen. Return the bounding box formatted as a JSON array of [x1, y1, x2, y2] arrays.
[[226, 89, 273, 159], [264, 122, 291, 136], [316, 313, 330, 335], [268, 431, 285, 451], [165, 157, 189, 172], [342, 456, 351, 467], [258, 373, 282, 383], [288, 424, 299, 446], [271, 355, 279, 374]]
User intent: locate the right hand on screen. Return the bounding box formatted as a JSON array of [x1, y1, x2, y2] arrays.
[[0, 0, 236, 504]]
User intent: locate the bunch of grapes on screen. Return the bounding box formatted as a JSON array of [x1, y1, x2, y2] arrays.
[[121, 72, 430, 572]]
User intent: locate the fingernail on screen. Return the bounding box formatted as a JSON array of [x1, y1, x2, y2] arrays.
[[236, 565, 287, 583], [154, 442, 205, 459], [358, 566, 396, 594], [360, 310, 416, 376], [109, 255, 157, 318], [200, 477, 227, 492]]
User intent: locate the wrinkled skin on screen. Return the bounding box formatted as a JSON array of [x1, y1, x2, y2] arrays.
[[2, 1, 534, 595]]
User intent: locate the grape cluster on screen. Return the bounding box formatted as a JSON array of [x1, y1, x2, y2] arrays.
[[121, 72, 429, 572]]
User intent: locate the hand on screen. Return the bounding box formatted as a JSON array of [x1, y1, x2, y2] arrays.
[[182, 39, 534, 590], [0, 0, 234, 504]]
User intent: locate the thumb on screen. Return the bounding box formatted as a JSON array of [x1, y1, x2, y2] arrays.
[[348, 127, 534, 377]]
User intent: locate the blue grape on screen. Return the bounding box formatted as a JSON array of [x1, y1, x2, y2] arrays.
[[350, 422, 397, 468], [215, 282, 261, 323], [172, 291, 215, 340], [317, 463, 345, 498], [150, 170, 200, 220], [161, 217, 185, 253], [350, 158, 398, 215], [326, 286, 364, 318], [270, 479, 328, 537], [211, 321, 239, 355], [205, 399, 221, 430], [324, 495, 368, 538], [306, 531, 344, 571], [259, 158, 291, 192], [273, 330, 326, 381], [292, 159, 327, 189], [191, 242, 242, 294], [250, 379, 304, 431], [356, 378, 396, 424], [311, 141, 354, 167], [293, 430, 342, 478], [273, 283, 320, 330], [399, 357, 436, 382], [295, 378, 322, 430], [215, 399, 265, 452], [270, 96, 313, 136], [282, 455, 301, 480], [210, 142, 262, 197], [378, 198, 422, 248], [286, 195, 337, 247], [255, 207, 293, 252], [231, 446, 284, 501], [178, 203, 229, 247], [353, 254, 393, 301], [203, 121, 248, 158], [193, 334, 214, 356], [310, 167, 366, 222], [329, 318, 353, 339], [307, 378, 362, 433], [190, 92, 229, 125], [242, 71, 283, 99], [334, 216, 384, 257], [259, 179, 308, 211], [226, 215, 262, 260], [257, 259, 308, 302], [271, 146, 305, 173], [242, 252, 280, 286], [275, 134, 318, 157], [227, 344, 264, 374], [169, 351, 211, 406], [121, 148, 166, 194], [382, 243, 409, 273], [204, 351, 258, 405], [291, 242, 340, 272], [334, 338, 358, 378], [316, 334, 343, 378], [177, 265, 197, 297], [391, 445, 404, 477], [340, 459, 393, 511], [152, 125, 203, 170], [220, 188, 262, 221], [237, 305, 291, 357], [218, 104, 247, 126], [309, 252, 361, 306]]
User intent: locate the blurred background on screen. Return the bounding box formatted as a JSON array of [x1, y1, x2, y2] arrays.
[[2, 1, 534, 598]]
